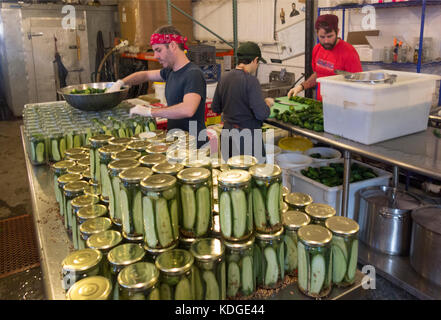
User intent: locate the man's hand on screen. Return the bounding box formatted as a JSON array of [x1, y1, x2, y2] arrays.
[[130, 105, 152, 117], [107, 80, 125, 93], [265, 97, 275, 108], [287, 85, 303, 98]]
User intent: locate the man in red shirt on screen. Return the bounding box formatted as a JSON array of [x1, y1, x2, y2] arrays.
[[288, 14, 362, 101]]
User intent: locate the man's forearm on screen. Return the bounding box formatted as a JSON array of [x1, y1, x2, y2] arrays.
[[121, 71, 148, 86], [151, 102, 197, 120], [302, 72, 317, 90]]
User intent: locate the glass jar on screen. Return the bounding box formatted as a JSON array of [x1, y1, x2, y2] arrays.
[[140, 174, 179, 250], [89, 134, 113, 184], [254, 228, 285, 289], [63, 181, 89, 232], [182, 157, 212, 171], [108, 137, 132, 147], [57, 173, 84, 222], [144, 242, 178, 263], [325, 216, 359, 287], [211, 214, 221, 239], [52, 160, 76, 215], [179, 236, 196, 251], [83, 183, 102, 200], [47, 132, 66, 163], [305, 203, 336, 226], [66, 164, 89, 176], [224, 236, 255, 298], [152, 162, 184, 176], [190, 238, 226, 300], [71, 195, 100, 249], [155, 249, 194, 300], [111, 149, 141, 161], [119, 167, 153, 242], [139, 153, 167, 168], [297, 224, 333, 299], [217, 169, 253, 241], [108, 159, 140, 227], [98, 144, 127, 200], [28, 133, 47, 165], [118, 262, 160, 300], [227, 155, 258, 170], [61, 248, 103, 292], [107, 243, 146, 300], [282, 210, 311, 276], [80, 217, 113, 243], [65, 129, 84, 150], [285, 192, 313, 212], [66, 276, 112, 300], [177, 168, 213, 238], [249, 164, 283, 234], [127, 140, 150, 156]]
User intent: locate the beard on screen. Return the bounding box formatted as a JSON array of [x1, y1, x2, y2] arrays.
[[320, 38, 338, 50]]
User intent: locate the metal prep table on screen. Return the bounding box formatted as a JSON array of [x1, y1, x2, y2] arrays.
[[265, 117, 441, 300], [20, 125, 366, 300]]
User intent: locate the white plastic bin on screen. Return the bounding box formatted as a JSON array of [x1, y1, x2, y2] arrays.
[[288, 159, 392, 219], [275, 153, 313, 191], [317, 70, 441, 145]]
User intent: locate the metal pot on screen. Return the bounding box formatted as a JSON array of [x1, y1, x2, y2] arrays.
[[410, 205, 441, 286], [357, 186, 422, 256]]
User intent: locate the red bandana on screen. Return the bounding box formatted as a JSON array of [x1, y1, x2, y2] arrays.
[[150, 33, 188, 50]]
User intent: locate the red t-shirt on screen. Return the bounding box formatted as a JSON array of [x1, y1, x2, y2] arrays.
[[312, 39, 362, 101]]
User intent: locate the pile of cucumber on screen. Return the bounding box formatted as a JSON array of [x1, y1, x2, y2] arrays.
[[252, 181, 282, 233], [70, 87, 106, 94], [219, 188, 253, 240], [180, 184, 212, 237], [226, 254, 254, 298]]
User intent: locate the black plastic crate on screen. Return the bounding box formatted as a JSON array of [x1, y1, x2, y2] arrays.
[[188, 45, 216, 65], [199, 64, 221, 83]]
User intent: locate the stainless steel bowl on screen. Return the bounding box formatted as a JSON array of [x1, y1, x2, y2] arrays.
[[58, 82, 130, 112]]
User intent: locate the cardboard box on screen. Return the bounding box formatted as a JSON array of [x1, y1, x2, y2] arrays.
[[347, 30, 382, 62]]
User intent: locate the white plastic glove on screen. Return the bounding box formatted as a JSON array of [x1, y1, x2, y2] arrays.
[[107, 79, 125, 93], [265, 97, 275, 108], [130, 104, 152, 117], [287, 84, 303, 98]]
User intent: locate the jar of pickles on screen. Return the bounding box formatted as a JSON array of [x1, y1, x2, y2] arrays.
[[80, 217, 113, 244], [285, 192, 313, 212], [182, 157, 212, 171], [282, 210, 311, 276], [118, 262, 160, 300], [98, 144, 127, 200], [155, 249, 194, 300], [249, 164, 283, 234], [217, 170, 253, 242], [177, 168, 213, 238], [305, 203, 336, 226], [254, 228, 285, 289], [119, 167, 153, 242], [71, 195, 100, 249], [325, 216, 359, 287], [224, 236, 255, 299], [66, 276, 112, 300], [190, 238, 226, 300], [127, 140, 150, 156], [108, 159, 140, 227], [297, 224, 333, 298], [48, 132, 66, 162], [152, 162, 184, 176], [227, 155, 258, 170], [52, 160, 76, 214], [139, 153, 167, 168], [83, 183, 102, 201], [166, 148, 189, 164], [28, 133, 47, 165], [61, 248, 103, 292], [107, 243, 146, 300], [111, 149, 141, 161], [89, 134, 113, 184], [140, 174, 179, 250], [63, 180, 89, 232], [64, 147, 87, 160]]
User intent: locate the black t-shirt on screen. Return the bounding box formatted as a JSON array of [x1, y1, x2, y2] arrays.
[[160, 62, 207, 146]]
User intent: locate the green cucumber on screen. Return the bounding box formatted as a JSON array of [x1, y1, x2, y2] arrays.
[[94, 149, 101, 182], [227, 261, 240, 298], [51, 140, 61, 161], [162, 187, 176, 200], [346, 239, 358, 281], [202, 271, 219, 300], [278, 241, 285, 280], [195, 186, 210, 236], [241, 256, 254, 296], [89, 149, 95, 178], [36, 142, 45, 163], [85, 129, 92, 145], [148, 288, 160, 300], [169, 199, 179, 239], [219, 191, 232, 238], [191, 266, 203, 300], [133, 191, 143, 234], [72, 214, 79, 249], [120, 188, 130, 235], [310, 254, 326, 295], [54, 175, 61, 204], [66, 200, 72, 230], [148, 121, 156, 132], [156, 197, 174, 247], [143, 196, 158, 248], [134, 125, 142, 135], [181, 185, 196, 230], [66, 133, 73, 150], [175, 278, 192, 300], [284, 235, 297, 272], [59, 138, 66, 159], [332, 245, 347, 284], [253, 245, 263, 286], [160, 283, 172, 300], [30, 141, 36, 163], [100, 163, 111, 198], [264, 247, 279, 287], [252, 188, 266, 229], [112, 177, 122, 221], [118, 128, 126, 138], [333, 236, 348, 262], [247, 189, 253, 232], [230, 189, 247, 238], [298, 241, 308, 291], [73, 135, 81, 148], [267, 182, 280, 226], [220, 261, 226, 300]]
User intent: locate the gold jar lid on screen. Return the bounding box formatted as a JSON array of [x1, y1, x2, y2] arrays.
[[166, 149, 189, 163], [177, 167, 211, 184], [155, 249, 194, 275], [255, 227, 284, 241], [227, 155, 258, 170], [138, 131, 159, 141], [141, 174, 177, 192], [118, 262, 159, 291], [144, 241, 178, 256], [182, 157, 212, 169], [190, 238, 225, 262], [98, 144, 127, 158], [64, 147, 86, 157], [108, 159, 140, 175], [286, 192, 314, 208], [152, 162, 184, 175], [87, 230, 123, 251], [66, 153, 89, 162], [325, 216, 359, 236], [108, 243, 146, 267], [108, 137, 132, 146], [89, 134, 113, 148], [119, 167, 153, 184], [83, 184, 101, 197], [64, 181, 89, 194], [249, 164, 282, 179], [77, 204, 108, 220], [127, 140, 150, 152], [139, 154, 167, 167], [62, 248, 102, 272], [80, 217, 112, 237], [82, 169, 92, 180], [223, 236, 255, 250], [218, 169, 251, 187], [66, 276, 112, 300], [66, 164, 89, 175], [77, 158, 90, 167], [52, 160, 76, 174], [298, 224, 333, 247], [282, 210, 311, 231], [305, 203, 336, 220], [71, 194, 100, 210], [146, 143, 169, 155], [111, 150, 141, 161]]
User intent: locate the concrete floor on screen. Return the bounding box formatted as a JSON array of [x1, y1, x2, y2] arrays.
[[0, 118, 418, 300]]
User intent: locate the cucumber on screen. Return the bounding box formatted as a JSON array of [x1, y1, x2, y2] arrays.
[[148, 288, 160, 300], [73, 135, 81, 148], [346, 239, 358, 281], [181, 185, 196, 230], [72, 214, 79, 249], [94, 149, 101, 182], [89, 149, 95, 178], [112, 177, 122, 221], [118, 128, 126, 138], [59, 138, 66, 159], [227, 261, 240, 298], [220, 261, 226, 300], [333, 236, 348, 262], [230, 189, 247, 238], [133, 191, 143, 234], [264, 247, 279, 287], [297, 242, 308, 291], [100, 163, 111, 198], [67, 133, 73, 150], [247, 189, 253, 232], [241, 256, 254, 296], [332, 245, 347, 284], [54, 175, 61, 204], [267, 182, 280, 226], [85, 129, 92, 145], [160, 283, 172, 300], [195, 186, 210, 236], [30, 141, 36, 163], [219, 191, 232, 238], [107, 181, 115, 219], [51, 140, 61, 161], [36, 142, 45, 163], [156, 197, 174, 247], [143, 196, 158, 248], [278, 241, 285, 280], [252, 188, 266, 229], [175, 278, 192, 300], [191, 266, 203, 300], [66, 200, 72, 230], [253, 245, 262, 286], [284, 235, 297, 272], [169, 199, 179, 239], [202, 271, 219, 300], [148, 121, 156, 132], [120, 188, 130, 235], [162, 188, 176, 200], [134, 125, 142, 135], [310, 254, 326, 295]]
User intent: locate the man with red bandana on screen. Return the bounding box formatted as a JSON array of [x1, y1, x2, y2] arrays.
[[109, 25, 208, 147], [288, 14, 362, 101]]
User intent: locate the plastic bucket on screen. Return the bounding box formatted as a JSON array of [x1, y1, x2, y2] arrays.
[[275, 153, 313, 191], [305, 147, 342, 163]]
